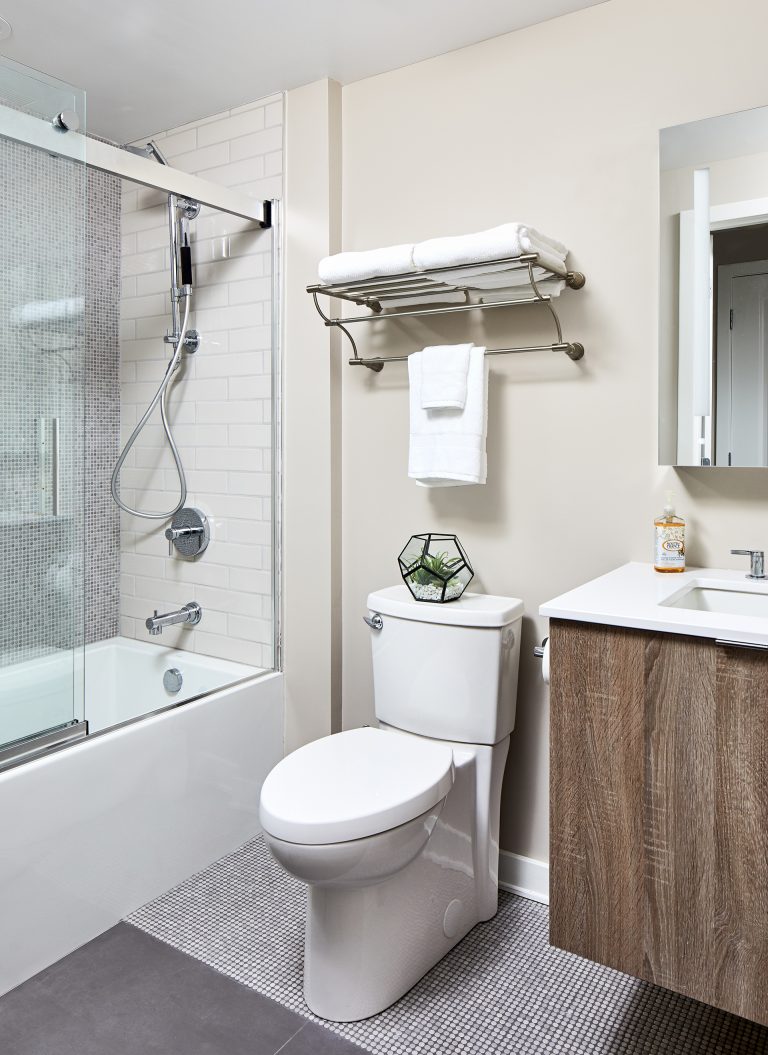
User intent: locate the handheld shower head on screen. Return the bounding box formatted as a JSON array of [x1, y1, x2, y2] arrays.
[[121, 140, 169, 165]]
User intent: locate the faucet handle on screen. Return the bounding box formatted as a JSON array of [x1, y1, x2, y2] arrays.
[[730, 549, 766, 579]]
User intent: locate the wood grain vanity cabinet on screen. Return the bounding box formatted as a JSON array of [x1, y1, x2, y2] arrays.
[[549, 619, 768, 1026]]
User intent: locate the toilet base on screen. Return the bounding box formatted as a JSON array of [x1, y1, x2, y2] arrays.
[[303, 849, 481, 1020], [303, 735, 509, 1021]]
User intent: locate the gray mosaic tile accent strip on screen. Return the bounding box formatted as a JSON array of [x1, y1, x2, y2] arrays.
[[0, 138, 120, 669], [128, 836, 768, 1055], [83, 165, 121, 645]]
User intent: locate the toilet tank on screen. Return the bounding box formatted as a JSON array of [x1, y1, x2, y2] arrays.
[[367, 586, 524, 745]]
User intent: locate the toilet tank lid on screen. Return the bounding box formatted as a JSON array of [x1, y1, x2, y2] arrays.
[[367, 586, 524, 628]]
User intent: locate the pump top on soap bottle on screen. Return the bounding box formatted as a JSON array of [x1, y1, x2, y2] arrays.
[[654, 491, 686, 573]]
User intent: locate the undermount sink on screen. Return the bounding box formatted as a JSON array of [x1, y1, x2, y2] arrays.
[[663, 584, 768, 618], [540, 563, 768, 649]]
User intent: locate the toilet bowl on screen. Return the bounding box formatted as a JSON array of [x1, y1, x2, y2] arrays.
[[259, 587, 523, 1022], [261, 726, 453, 888]]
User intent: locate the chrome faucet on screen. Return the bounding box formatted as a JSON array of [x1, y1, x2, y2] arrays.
[[145, 602, 202, 636], [731, 549, 766, 580]]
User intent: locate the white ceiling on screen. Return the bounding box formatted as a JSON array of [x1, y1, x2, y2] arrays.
[[0, 0, 605, 142]]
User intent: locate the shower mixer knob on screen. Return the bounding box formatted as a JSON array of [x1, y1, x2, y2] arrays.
[[166, 507, 210, 558]]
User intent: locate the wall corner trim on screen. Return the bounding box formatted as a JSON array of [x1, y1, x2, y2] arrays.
[[498, 850, 549, 905]]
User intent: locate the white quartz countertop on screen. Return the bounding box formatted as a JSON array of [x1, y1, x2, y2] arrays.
[[540, 562, 768, 646]]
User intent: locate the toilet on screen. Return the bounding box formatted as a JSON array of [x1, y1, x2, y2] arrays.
[[259, 585, 523, 1022]]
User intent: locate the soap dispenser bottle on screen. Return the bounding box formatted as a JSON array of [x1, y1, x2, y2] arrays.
[[654, 492, 686, 573]]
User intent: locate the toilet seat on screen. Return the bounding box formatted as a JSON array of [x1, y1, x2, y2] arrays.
[[259, 727, 454, 845]]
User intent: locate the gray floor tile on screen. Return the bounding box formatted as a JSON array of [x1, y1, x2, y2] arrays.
[[129, 835, 768, 1055], [1, 922, 307, 1055], [283, 1023, 370, 1054]]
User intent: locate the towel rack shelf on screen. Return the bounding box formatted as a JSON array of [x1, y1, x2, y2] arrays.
[[307, 254, 586, 371]]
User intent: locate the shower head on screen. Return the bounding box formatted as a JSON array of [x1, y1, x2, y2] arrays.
[[121, 140, 169, 165]]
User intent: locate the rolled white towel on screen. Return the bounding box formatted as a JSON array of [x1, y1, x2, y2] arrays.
[[517, 242, 567, 277], [518, 226, 568, 258], [318, 244, 416, 285], [413, 223, 567, 275]]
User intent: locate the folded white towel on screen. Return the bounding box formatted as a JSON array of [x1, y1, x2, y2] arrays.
[[478, 278, 566, 302], [372, 289, 467, 309], [463, 265, 552, 289], [408, 346, 488, 487], [318, 244, 416, 285], [426, 262, 563, 291], [421, 344, 473, 410], [412, 223, 567, 275]]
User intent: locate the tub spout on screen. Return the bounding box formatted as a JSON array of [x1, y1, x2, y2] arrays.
[[145, 602, 202, 636]]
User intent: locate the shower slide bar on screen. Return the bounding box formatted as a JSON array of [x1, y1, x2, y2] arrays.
[[0, 102, 271, 227], [308, 256, 585, 371]]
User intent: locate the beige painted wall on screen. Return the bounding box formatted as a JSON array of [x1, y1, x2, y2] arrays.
[[283, 79, 342, 751], [338, 0, 768, 864]]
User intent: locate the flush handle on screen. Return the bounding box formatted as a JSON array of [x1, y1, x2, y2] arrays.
[[363, 613, 384, 631]]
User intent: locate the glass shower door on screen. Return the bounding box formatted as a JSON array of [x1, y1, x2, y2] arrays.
[[0, 58, 86, 764]]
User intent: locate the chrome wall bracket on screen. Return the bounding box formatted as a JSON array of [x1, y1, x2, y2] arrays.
[[164, 328, 200, 352], [177, 197, 201, 220]]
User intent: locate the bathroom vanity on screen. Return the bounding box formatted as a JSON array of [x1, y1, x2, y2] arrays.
[[542, 563, 768, 1027]]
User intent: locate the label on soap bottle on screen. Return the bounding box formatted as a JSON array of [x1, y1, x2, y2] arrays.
[[654, 526, 685, 568]]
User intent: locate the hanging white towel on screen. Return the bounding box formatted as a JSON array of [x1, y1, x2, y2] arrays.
[[420, 344, 473, 410], [318, 244, 416, 285], [408, 346, 488, 487]]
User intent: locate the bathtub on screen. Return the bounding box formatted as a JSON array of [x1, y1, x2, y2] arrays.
[[0, 637, 264, 748], [84, 636, 269, 733], [0, 636, 283, 996]]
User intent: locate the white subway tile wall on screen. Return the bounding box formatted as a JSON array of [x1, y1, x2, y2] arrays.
[[118, 95, 282, 668]]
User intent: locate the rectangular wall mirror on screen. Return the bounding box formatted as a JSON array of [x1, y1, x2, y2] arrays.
[[659, 105, 768, 467]]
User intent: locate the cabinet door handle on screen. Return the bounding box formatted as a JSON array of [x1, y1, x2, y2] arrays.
[[715, 638, 768, 650]]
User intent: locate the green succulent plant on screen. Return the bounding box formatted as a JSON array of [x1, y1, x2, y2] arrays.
[[406, 550, 463, 587]]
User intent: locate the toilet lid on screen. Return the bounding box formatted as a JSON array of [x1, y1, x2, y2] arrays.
[[259, 727, 454, 845]]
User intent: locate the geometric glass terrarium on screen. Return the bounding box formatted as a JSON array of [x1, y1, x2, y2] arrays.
[[398, 533, 474, 603]]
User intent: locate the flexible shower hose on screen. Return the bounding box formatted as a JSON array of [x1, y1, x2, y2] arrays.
[[110, 296, 191, 520]]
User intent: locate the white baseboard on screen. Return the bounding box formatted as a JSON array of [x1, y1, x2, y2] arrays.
[[498, 850, 549, 905]]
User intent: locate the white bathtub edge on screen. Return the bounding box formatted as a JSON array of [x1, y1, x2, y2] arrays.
[[0, 671, 284, 996]]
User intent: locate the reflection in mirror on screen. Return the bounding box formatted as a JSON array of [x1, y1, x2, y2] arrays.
[[659, 106, 768, 466]]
